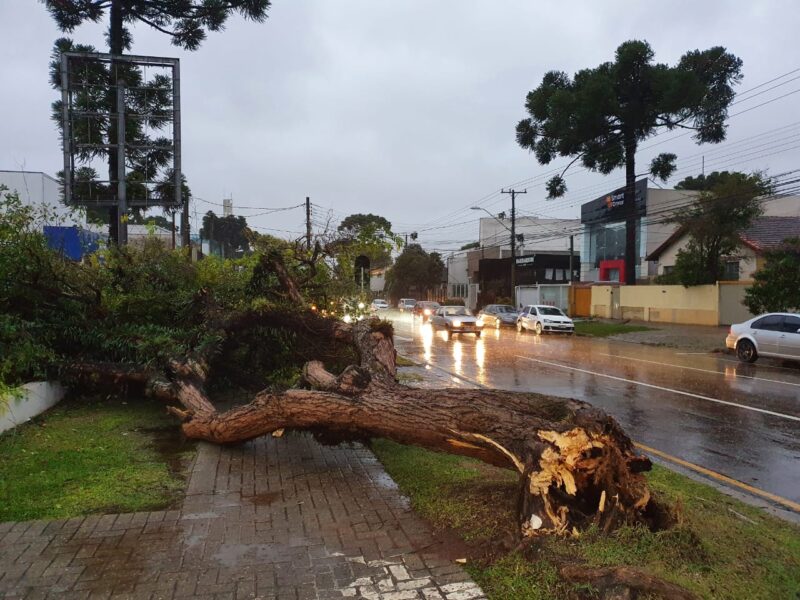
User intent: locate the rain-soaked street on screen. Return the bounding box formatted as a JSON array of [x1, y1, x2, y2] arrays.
[[386, 311, 800, 512]]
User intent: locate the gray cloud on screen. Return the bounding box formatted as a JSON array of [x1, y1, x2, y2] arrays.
[[2, 0, 798, 248]]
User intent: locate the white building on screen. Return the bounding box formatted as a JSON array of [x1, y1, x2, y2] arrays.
[[478, 216, 581, 255], [0, 170, 85, 228]]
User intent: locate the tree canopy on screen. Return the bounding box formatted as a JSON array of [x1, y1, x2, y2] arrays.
[[200, 211, 250, 255], [43, 0, 271, 51], [744, 238, 800, 314], [331, 213, 400, 281], [516, 40, 742, 283], [660, 172, 769, 286], [385, 244, 444, 300], [675, 170, 760, 191]]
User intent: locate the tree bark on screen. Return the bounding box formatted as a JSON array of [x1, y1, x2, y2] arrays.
[[162, 318, 657, 537]]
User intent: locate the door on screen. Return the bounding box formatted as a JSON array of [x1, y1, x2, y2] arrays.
[[779, 315, 800, 358], [574, 287, 592, 317], [750, 315, 784, 355]]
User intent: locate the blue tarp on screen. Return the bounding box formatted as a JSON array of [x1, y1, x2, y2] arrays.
[[43, 226, 102, 261]]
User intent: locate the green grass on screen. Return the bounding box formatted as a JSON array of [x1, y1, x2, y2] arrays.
[[574, 321, 654, 337], [396, 355, 418, 367], [372, 439, 800, 600], [0, 395, 195, 522]]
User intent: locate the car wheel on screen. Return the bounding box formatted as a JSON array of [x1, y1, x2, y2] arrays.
[[475, 330, 482, 338], [517, 321, 524, 333], [736, 339, 758, 363], [534, 321, 543, 335]]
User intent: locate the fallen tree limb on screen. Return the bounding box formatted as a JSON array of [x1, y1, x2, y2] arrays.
[[165, 318, 658, 536]]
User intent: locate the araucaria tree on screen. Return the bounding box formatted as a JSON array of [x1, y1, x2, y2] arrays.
[[516, 40, 743, 284], [43, 0, 271, 244]]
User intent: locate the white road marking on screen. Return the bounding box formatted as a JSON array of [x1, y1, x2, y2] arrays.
[[597, 353, 800, 389], [515, 355, 800, 423], [394, 335, 413, 342]]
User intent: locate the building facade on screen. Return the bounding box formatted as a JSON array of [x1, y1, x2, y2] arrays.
[[0, 170, 85, 228], [579, 179, 700, 282]]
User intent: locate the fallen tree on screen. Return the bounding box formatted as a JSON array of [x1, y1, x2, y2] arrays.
[[154, 314, 659, 537]]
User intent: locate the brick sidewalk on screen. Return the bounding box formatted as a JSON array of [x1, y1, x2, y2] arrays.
[[0, 433, 485, 600]]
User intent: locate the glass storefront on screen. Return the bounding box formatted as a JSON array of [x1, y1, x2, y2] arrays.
[[586, 219, 641, 268]]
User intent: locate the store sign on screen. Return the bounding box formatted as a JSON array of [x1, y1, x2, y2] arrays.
[[604, 190, 625, 210], [581, 178, 648, 224], [515, 256, 536, 266]]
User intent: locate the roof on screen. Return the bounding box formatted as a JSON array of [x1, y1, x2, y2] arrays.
[[647, 216, 800, 261], [739, 216, 800, 252]]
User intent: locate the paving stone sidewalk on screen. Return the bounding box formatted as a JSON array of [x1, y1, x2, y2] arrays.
[[0, 432, 485, 600]]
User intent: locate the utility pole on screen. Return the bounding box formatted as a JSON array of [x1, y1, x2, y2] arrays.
[[305, 197, 312, 250], [116, 79, 127, 246], [501, 188, 526, 300], [569, 234, 574, 282]]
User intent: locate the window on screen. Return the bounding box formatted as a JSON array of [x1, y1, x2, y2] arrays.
[[662, 265, 674, 275], [782, 316, 800, 333], [545, 268, 554, 280], [752, 315, 783, 331], [722, 261, 740, 281]]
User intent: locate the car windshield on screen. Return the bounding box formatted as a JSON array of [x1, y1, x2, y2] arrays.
[[444, 307, 470, 316], [496, 305, 517, 313], [538, 306, 564, 316]]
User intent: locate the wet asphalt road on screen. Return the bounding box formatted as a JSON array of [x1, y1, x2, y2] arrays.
[[386, 311, 800, 508]]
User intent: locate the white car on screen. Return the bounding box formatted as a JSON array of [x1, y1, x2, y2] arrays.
[[726, 312, 800, 363], [517, 305, 574, 335], [430, 306, 483, 339], [370, 299, 389, 311]]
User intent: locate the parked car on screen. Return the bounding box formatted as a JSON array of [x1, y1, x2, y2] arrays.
[[726, 312, 800, 363], [398, 298, 417, 312], [412, 301, 441, 322], [517, 305, 574, 335], [477, 304, 519, 328], [370, 299, 389, 311], [430, 305, 483, 339]]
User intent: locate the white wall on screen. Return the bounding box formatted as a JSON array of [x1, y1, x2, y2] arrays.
[[0, 382, 66, 434], [0, 171, 84, 228]]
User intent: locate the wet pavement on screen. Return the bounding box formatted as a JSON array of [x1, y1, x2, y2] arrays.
[[388, 311, 800, 510], [0, 433, 485, 599]]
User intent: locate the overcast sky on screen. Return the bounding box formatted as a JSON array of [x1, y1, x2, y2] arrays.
[[2, 1, 799, 250]]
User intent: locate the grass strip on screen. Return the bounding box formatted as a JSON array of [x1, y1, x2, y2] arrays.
[[0, 395, 195, 522], [372, 439, 800, 599]]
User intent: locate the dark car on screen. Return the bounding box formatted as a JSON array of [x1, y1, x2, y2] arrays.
[[412, 301, 441, 322], [477, 304, 519, 328]]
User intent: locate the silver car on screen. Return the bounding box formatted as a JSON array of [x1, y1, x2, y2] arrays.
[[517, 305, 574, 335], [430, 305, 483, 339], [726, 312, 800, 363]]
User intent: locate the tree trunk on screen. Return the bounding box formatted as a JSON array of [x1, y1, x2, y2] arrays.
[[623, 131, 638, 285], [162, 318, 658, 536]]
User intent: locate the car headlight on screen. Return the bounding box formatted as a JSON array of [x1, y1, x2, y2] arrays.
[[424, 309, 431, 315], [343, 314, 353, 323], [452, 320, 462, 327]]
